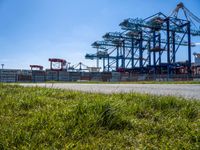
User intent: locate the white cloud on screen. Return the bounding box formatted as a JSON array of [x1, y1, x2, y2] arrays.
[[195, 43, 200, 46]]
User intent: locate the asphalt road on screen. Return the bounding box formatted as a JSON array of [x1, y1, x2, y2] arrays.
[[20, 83, 200, 100]]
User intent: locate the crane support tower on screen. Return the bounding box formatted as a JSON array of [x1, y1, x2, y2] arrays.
[[85, 2, 200, 78]]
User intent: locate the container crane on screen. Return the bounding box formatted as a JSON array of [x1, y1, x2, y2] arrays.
[[69, 62, 89, 72], [170, 2, 200, 31], [86, 2, 200, 77]]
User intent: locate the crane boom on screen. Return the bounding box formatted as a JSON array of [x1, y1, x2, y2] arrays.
[[170, 2, 200, 26]]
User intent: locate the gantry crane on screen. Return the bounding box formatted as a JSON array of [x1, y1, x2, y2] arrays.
[[85, 2, 200, 77], [68, 62, 89, 72], [30, 65, 43, 70], [49, 58, 67, 71]]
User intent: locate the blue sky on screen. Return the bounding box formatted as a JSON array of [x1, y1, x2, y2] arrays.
[[0, 0, 200, 69]]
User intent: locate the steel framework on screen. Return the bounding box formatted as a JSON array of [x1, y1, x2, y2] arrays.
[[85, 3, 200, 77], [68, 62, 89, 72]]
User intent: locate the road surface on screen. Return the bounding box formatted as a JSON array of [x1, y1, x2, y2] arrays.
[[20, 83, 200, 100]]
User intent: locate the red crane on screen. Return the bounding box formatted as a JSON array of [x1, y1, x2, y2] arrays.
[[49, 58, 67, 71], [30, 65, 43, 70]]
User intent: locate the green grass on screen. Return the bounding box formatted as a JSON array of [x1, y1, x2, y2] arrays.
[[0, 84, 200, 149]]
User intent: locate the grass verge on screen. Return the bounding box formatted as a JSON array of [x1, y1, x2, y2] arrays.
[[0, 84, 200, 149]]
